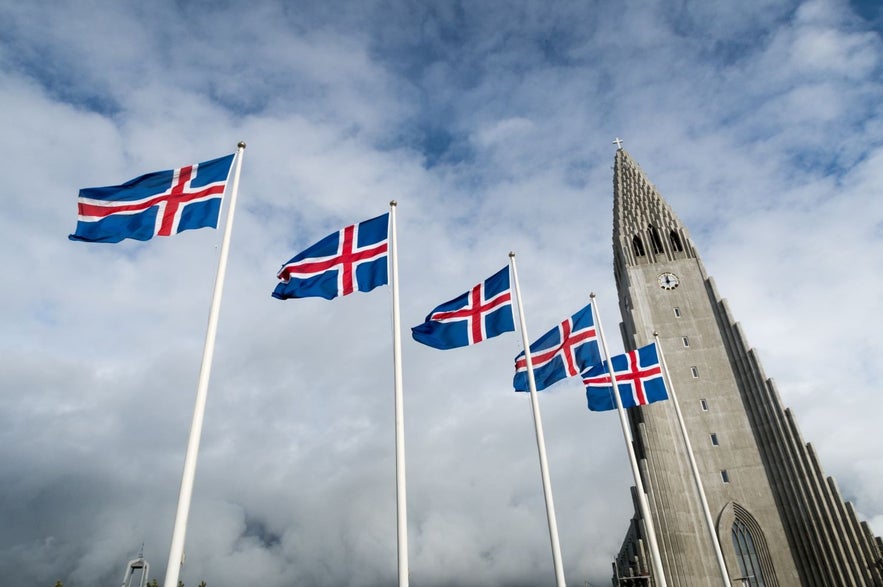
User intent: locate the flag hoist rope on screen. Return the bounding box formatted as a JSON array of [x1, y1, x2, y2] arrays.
[[163, 142, 246, 587], [508, 252, 566, 587], [389, 201, 410, 587], [590, 293, 668, 587], [653, 332, 730, 586]]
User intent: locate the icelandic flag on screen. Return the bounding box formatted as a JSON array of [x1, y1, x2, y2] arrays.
[[513, 303, 601, 392], [69, 154, 235, 243], [412, 266, 514, 349], [272, 213, 389, 300], [582, 343, 669, 411]]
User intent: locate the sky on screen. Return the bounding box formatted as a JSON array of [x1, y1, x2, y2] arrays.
[[1, 0, 882, 585]]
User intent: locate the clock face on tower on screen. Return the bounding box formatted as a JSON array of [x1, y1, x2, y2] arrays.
[[658, 272, 680, 290]]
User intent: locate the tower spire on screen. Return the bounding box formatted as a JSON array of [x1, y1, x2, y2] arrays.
[[120, 553, 149, 587], [612, 149, 694, 272]]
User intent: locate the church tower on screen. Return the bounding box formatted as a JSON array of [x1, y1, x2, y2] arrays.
[[609, 146, 883, 586]]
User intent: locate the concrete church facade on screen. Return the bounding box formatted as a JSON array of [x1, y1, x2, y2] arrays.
[[608, 147, 883, 586]]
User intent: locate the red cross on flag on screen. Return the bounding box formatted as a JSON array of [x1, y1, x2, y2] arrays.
[[412, 266, 514, 349], [513, 303, 601, 391], [273, 213, 390, 301], [69, 154, 235, 243], [582, 342, 669, 411]]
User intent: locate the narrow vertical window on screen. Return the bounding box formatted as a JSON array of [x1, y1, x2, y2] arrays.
[[700, 399, 709, 411], [648, 225, 664, 254], [711, 433, 719, 446], [632, 235, 646, 257], [732, 513, 771, 586], [721, 470, 730, 483], [673, 307, 681, 317], [690, 366, 699, 378], [669, 230, 683, 252], [682, 336, 689, 347]]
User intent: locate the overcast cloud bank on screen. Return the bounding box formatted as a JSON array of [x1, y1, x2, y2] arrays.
[[1, 1, 881, 585]]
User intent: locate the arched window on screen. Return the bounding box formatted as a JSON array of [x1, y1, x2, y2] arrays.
[[648, 225, 664, 254], [719, 502, 779, 586], [732, 518, 768, 586], [669, 230, 683, 252], [632, 235, 646, 257]]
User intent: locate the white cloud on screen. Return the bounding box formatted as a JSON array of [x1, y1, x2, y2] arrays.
[[1, 0, 881, 585]]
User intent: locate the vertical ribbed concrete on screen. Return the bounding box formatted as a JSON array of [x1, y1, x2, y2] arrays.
[[609, 148, 883, 586]]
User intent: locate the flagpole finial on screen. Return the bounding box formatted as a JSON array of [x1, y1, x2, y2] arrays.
[[390, 200, 397, 207], [509, 251, 515, 258], [653, 331, 659, 337], [237, 141, 246, 149], [590, 292, 596, 299]]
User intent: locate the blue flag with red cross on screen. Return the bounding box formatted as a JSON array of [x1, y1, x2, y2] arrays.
[[272, 213, 389, 301], [412, 266, 514, 350], [69, 154, 235, 243], [513, 303, 601, 391], [582, 342, 669, 411]]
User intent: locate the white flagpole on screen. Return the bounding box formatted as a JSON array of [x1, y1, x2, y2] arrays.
[[589, 293, 668, 587], [508, 252, 566, 587], [163, 142, 246, 587], [389, 201, 410, 587], [653, 332, 729, 585]]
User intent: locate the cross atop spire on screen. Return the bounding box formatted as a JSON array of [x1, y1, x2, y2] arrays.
[[612, 137, 624, 150]]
